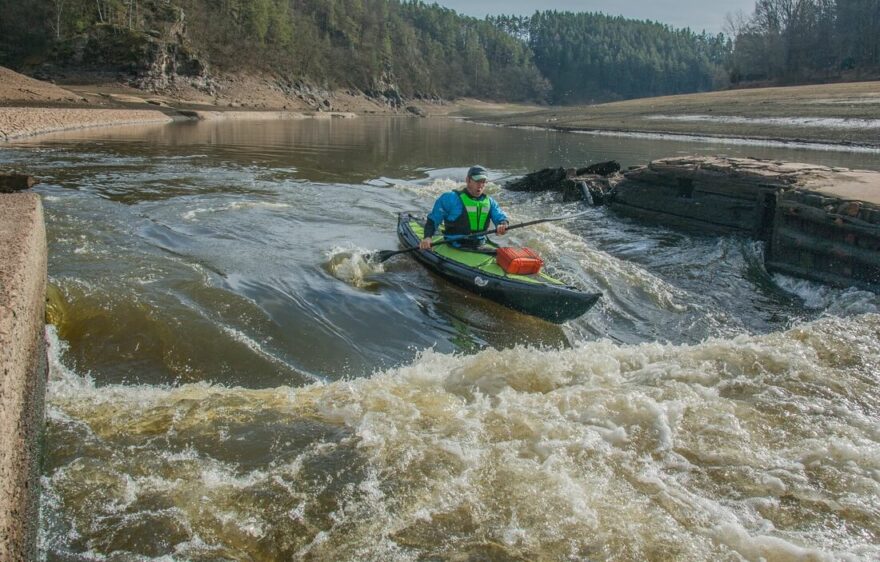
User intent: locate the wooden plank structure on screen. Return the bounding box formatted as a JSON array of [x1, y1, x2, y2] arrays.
[[768, 170, 880, 290], [611, 157, 880, 290], [608, 157, 776, 237], [508, 156, 880, 291]]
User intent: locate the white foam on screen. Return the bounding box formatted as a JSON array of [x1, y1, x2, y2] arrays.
[[40, 315, 880, 559], [392, 177, 503, 199], [182, 200, 292, 220], [323, 245, 385, 289], [773, 273, 880, 313], [532, 219, 688, 312], [712, 522, 834, 561], [219, 325, 321, 382], [759, 473, 787, 496]]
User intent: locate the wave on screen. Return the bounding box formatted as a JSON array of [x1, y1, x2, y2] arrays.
[[41, 314, 880, 560]]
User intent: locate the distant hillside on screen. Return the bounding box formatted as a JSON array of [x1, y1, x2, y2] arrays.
[[518, 11, 729, 103], [0, 0, 736, 105]]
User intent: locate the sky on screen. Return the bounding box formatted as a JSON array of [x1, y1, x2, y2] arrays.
[[432, 0, 758, 34]]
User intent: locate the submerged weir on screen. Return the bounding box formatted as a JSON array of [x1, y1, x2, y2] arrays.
[[1, 116, 878, 560]]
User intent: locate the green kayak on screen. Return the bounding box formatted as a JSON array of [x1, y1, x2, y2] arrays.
[[397, 212, 601, 323]]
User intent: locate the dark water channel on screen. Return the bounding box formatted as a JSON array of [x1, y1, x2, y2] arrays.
[[2, 117, 879, 561]]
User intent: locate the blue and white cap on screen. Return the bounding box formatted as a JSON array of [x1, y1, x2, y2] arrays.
[[467, 165, 488, 181]]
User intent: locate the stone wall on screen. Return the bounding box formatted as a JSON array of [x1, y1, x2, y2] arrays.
[[0, 193, 48, 561]]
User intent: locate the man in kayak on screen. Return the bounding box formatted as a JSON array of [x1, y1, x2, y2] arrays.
[[419, 165, 509, 250]]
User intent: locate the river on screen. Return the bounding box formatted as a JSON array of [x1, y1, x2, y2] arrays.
[[2, 116, 879, 561]]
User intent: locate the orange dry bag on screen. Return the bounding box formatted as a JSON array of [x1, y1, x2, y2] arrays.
[[496, 247, 543, 275]]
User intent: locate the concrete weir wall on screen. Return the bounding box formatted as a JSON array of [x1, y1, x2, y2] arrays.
[[0, 193, 48, 561]]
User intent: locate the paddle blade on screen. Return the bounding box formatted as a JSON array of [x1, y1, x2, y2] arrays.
[[370, 250, 401, 263]]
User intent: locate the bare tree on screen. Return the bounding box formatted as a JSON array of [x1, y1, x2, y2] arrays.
[[128, 0, 136, 29], [51, 0, 66, 39], [723, 9, 751, 42]]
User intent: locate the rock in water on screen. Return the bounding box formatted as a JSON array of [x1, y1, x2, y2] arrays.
[[0, 174, 38, 193], [505, 161, 620, 192]]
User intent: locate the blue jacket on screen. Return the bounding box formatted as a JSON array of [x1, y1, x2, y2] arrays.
[[424, 190, 508, 241]]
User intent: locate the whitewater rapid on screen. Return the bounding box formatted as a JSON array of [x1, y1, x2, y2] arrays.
[[42, 312, 880, 560]]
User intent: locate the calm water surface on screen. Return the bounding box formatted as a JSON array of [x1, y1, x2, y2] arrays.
[[2, 117, 879, 560]]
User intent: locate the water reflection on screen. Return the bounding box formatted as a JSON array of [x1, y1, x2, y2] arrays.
[[15, 115, 880, 187]]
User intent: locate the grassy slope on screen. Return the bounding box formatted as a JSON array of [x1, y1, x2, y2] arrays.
[[459, 82, 880, 147]]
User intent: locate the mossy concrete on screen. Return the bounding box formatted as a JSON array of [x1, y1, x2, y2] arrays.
[[0, 192, 48, 561]]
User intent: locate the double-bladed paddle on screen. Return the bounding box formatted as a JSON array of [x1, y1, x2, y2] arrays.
[[368, 210, 591, 263]]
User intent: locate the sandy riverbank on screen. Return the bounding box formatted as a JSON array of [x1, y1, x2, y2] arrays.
[[0, 67, 172, 140], [0, 107, 176, 140], [0, 106, 364, 140], [0, 66, 379, 141]]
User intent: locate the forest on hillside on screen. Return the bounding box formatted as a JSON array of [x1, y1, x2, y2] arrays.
[[0, 0, 727, 102], [0, 0, 877, 104], [493, 12, 729, 103]]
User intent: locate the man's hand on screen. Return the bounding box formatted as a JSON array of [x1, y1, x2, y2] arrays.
[[419, 237, 433, 250], [497, 223, 509, 235]]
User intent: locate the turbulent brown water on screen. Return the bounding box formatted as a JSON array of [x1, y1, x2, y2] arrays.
[[3, 117, 879, 561]]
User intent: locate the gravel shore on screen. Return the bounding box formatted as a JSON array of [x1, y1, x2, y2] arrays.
[[0, 66, 365, 141]]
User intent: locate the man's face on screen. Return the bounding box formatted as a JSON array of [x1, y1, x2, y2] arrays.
[[466, 176, 487, 197]]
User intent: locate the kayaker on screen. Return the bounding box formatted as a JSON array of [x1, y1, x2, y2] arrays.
[[419, 165, 509, 250]]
